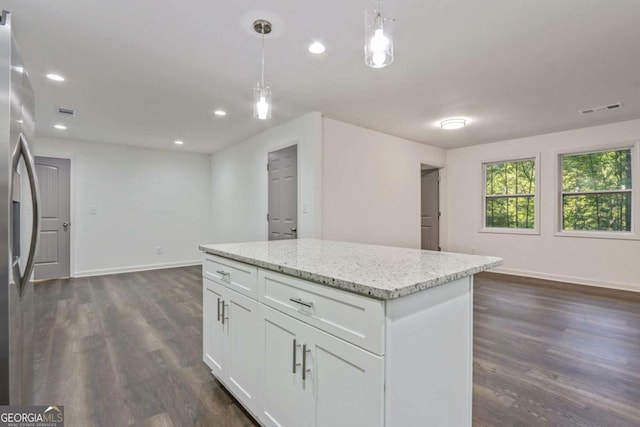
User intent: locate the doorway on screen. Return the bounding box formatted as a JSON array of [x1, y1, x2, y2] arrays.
[[34, 156, 71, 280], [421, 166, 440, 251], [267, 145, 297, 240]]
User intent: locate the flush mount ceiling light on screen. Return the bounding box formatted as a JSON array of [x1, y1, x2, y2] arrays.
[[365, 0, 394, 68], [174, 140, 184, 145], [214, 109, 227, 117], [308, 42, 326, 54], [54, 124, 67, 130], [253, 19, 272, 120], [46, 73, 65, 82], [440, 118, 467, 130]]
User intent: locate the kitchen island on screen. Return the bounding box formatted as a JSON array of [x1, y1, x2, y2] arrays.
[[200, 239, 501, 427]]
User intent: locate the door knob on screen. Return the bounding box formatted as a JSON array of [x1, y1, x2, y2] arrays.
[[63, 222, 71, 230], [290, 228, 297, 232]]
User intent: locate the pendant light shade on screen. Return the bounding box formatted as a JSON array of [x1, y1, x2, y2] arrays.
[[253, 80, 272, 120], [365, 1, 394, 68], [253, 19, 272, 120]]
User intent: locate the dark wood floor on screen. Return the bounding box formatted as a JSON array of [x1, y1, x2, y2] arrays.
[[32, 267, 640, 426], [473, 273, 640, 427], [32, 267, 257, 427]]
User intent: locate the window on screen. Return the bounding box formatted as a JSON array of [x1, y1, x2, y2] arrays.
[[561, 148, 633, 232], [483, 157, 537, 231]]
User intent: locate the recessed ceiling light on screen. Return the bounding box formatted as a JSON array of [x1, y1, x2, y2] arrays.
[[54, 124, 67, 130], [46, 73, 65, 82], [439, 118, 468, 130], [308, 42, 326, 54], [214, 110, 227, 117], [174, 140, 184, 145]]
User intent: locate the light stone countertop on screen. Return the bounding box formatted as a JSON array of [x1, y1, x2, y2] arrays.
[[199, 239, 502, 300]]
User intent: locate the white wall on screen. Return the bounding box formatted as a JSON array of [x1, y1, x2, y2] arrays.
[[35, 137, 212, 276], [209, 112, 323, 243], [447, 119, 640, 292], [322, 118, 446, 249]]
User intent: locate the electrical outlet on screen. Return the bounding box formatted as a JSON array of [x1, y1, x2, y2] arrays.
[[156, 246, 163, 255]]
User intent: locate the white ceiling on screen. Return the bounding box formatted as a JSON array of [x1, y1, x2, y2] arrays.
[[5, 0, 640, 153]]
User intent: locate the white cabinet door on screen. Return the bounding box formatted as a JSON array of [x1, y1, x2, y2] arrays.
[[203, 278, 227, 378], [304, 325, 384, 427], [226, 289, 260, 416], [260, 306, 306, 427]]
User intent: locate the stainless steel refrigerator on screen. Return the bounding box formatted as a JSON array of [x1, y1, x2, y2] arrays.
[[0, 10, 41, 405]]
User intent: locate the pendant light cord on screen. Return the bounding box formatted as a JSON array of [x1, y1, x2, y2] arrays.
[[261, 29, 265, 84]]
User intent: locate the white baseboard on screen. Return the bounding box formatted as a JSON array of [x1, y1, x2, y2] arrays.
[[74, 260, 201, 278], [489, 266, 640, 293]]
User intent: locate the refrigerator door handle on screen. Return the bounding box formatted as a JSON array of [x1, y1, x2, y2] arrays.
[[12, 133, 41, 296]]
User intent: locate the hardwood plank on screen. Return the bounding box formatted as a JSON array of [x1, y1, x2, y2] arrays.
[[473, 272, 640, 426], [32, 267, 640, 426]]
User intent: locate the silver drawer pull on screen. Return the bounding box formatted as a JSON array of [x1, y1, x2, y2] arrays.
[[292, 339, 301, 374], [216, 270, 230, 277], [289, 297, 313, 308], [302, 344, 311, 380], [222, 301, 229, 325]]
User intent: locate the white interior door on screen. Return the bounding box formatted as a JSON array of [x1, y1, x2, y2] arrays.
[[34, 156, 70, 279]]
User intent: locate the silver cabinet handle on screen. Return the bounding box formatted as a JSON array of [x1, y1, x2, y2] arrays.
[[217, 297, 221, 322], [11, 134, 41, 297], [302, 344, 311, 380], [292, 339, 301, 374], [222, 301, 229, 325], [216, 270, 230, 277], [289, 297, 313, 308]]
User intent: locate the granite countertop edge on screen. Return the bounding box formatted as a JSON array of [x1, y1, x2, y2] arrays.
[[199, 244, 502, 300]]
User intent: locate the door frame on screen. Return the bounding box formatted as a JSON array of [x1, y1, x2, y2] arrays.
[[419, 161, 445, 251], [34, 152, 76, 278]]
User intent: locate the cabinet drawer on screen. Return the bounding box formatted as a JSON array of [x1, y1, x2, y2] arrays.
[[258, 270, 385, 355], [203, 254, 258, 298]]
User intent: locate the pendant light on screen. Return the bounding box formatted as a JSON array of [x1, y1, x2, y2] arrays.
[[253, 19, 272, 120], [365, 0, 394, 68]]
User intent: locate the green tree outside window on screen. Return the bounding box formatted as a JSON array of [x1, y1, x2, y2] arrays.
[[484, 159, 536, 229], [561, 149, 632, 232]]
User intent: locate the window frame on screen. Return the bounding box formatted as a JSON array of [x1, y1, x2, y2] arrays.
[[555, 141, 640, 241], [480, 154, 541, 235]]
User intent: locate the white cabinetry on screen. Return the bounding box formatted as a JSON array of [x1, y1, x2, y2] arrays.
[[203, 253, 474, 427], [203, 278, 226, 377], [260, 305, 383, 427], [203, 277, 261, 416]]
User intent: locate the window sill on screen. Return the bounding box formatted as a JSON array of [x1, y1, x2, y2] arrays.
[[479, 228, 540, 236], [554, 231, 640, 241]]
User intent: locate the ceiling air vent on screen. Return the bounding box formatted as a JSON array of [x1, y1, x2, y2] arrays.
[[579, 103, 623, 115], [56, 107, 75, 116]]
